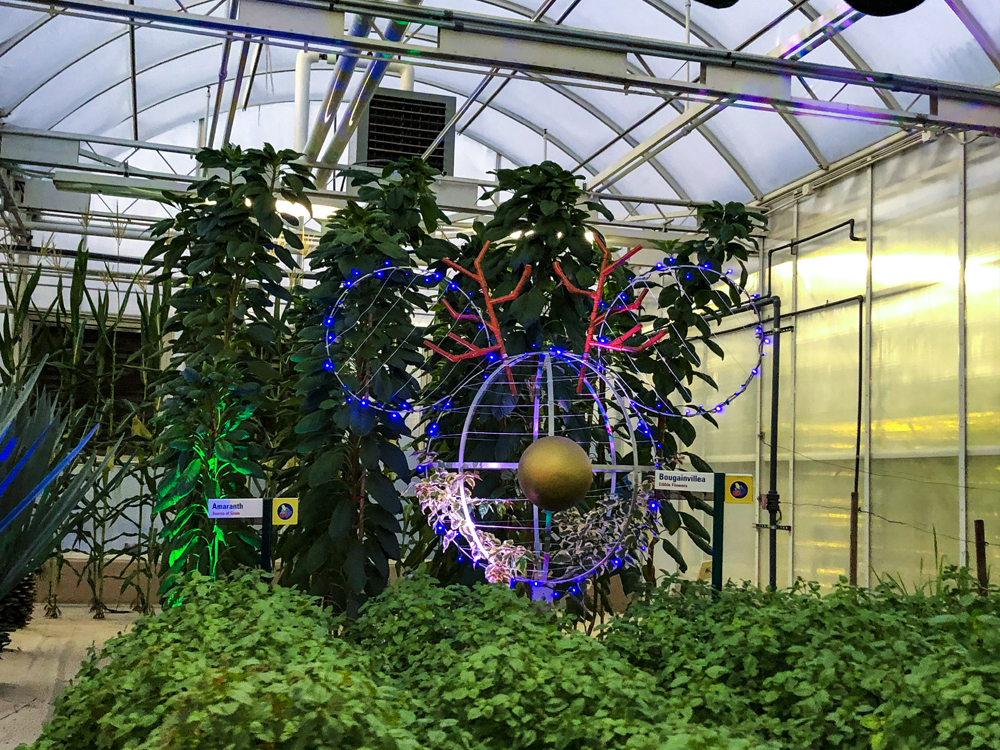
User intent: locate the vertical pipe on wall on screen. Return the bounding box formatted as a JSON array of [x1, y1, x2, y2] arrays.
[[754, 250, 765, 588], [767, 298, 782, 591], [294, 50, 321, 153], [863, 165, 875, 587], [958, 142, 969, 566]]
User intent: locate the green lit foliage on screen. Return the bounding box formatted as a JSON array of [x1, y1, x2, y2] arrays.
[[345, 574, 765, 750], [278, 158, 453, 611], [603, 569, 1000, 750], [145, 145, 313, 598]]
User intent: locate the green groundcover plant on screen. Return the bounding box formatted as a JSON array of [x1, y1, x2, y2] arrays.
[[21, 568, 1000, 750], [21, 572, 764, 750], [602, 569, 1000, 750]]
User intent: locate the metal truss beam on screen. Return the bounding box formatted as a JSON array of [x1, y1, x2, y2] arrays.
[[587, 102, 720, 192], [0, 170, 32, 245], [0, 12, 54, 59], [789, 0, 901, 111], [766, 4, 863, 62], [8, 0, 999, 121]]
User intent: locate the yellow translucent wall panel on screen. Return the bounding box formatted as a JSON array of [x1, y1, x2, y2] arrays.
[[766, 203, 796, 303], [870, 137, 961, 581], [796, 169, 869, 308], [966, 137, 1000, 573], [687, 317, 761, 463], [792, 308, 866, 589], [872, 138, 960, 458], [870, 457, 961, 584]]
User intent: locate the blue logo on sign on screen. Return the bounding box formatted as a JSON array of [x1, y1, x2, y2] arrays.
[[277, 503, 294, 520], [730, 481, 748, 499]]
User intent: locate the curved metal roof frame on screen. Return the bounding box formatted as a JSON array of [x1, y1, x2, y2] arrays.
[[1, 0, 998, 208], [83, 55, 649, 211], [0, 1, 835, 182]]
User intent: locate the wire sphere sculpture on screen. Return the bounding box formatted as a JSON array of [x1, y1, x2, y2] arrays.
[[421, 350, 653, 589], [591, 262, 764, 418], [322, 265, 495, 415]]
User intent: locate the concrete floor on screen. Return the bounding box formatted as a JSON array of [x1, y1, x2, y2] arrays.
[[0, 605, 139, 749]]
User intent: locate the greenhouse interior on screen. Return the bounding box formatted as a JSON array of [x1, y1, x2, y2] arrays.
[[0, 0, 999, 747]]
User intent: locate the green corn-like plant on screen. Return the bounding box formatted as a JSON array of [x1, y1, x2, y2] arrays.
[[0, 247, 170, 615]]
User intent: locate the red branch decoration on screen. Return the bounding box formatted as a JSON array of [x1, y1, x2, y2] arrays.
[[424, 240, 532, 396], [553, 237, 666, 392]]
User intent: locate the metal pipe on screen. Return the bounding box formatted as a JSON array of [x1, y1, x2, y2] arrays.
[[222, 37, 251, 146], [207, 0, 241, 148], [765, 218, 865, 297], [399, 61, 414, 91], [958, 141, 969, 567], [974, 519, 988, 595], [26, 0, 1000, 109], [850, 295, 863, 585], [315, 0, 421, 186], [305, 13, 374, 161], [766, 297, 781, 590], [294, 50, 321, 152], [128, 0, 138, 140]]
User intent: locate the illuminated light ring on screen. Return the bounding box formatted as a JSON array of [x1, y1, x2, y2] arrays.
[[323, 265, 495, 415], [447, 350, 643, 587], [592, 263, 764, 419]]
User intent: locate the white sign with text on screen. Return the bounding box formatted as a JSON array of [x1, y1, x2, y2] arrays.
[[207, 498, 263, 519], [654, 471, 715, 492]]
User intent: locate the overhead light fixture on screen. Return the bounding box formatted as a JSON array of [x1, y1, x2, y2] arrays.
[[845, 0, 925, 16], [694, 0, 739, 7]]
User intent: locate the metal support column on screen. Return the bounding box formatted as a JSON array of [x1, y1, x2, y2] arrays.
[[863, 165, 875, 587], [712, 472, 725, 592], [787, 200, 798, 586], [261, 497, 273, 573], [958, 141, 969, 566]]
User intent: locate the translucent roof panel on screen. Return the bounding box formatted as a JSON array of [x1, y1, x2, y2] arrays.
[[1, 0, 998, 220]]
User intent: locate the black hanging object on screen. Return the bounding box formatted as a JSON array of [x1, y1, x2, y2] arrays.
[[846, 0, 925, 16], [693, 0, 739, 8]]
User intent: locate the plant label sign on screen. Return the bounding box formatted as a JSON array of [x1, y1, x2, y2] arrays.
[[654, 471, 714, 491], [724, 475, 754, 504], [272, 498, 299, 526], [208, 498, 263, 519]]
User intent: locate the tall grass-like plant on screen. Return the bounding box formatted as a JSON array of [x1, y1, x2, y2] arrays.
[[146, 145, 312, 598], [1, 249, 171, 616]]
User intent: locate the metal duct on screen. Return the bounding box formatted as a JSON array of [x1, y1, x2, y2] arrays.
[[315, 0, 422, 187], [304, 12, 373, 162]]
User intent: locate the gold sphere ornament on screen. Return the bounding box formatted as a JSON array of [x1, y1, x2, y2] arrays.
[[517, 436, 594, 512]]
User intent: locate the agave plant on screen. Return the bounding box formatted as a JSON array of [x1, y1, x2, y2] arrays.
[[0, 365, 125, 605]]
